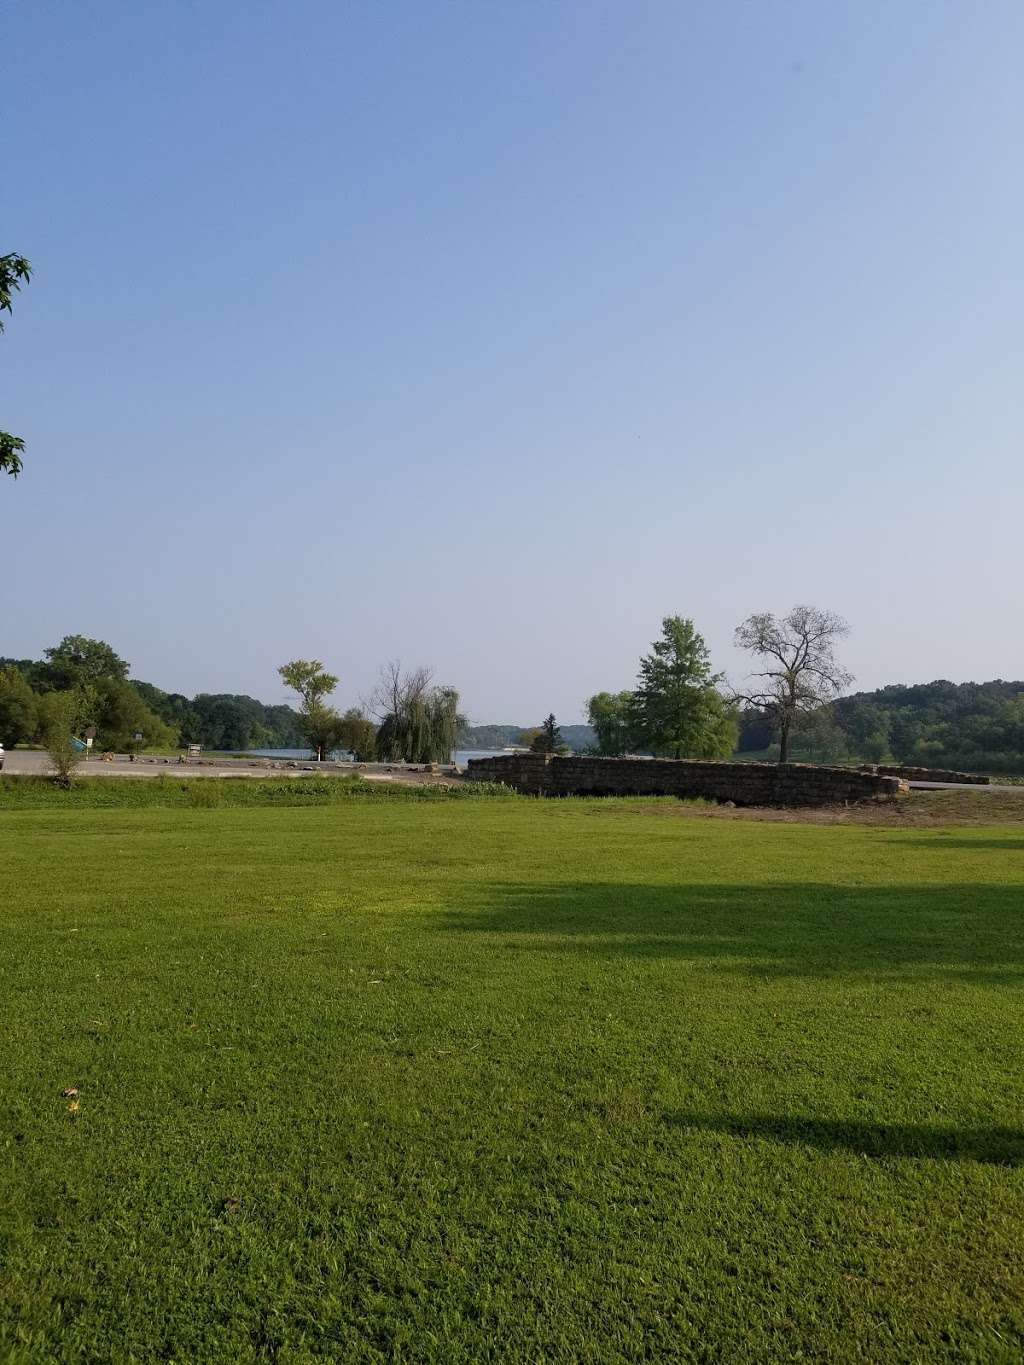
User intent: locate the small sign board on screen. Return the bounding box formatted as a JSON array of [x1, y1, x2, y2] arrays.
[[132, 732, 144, 743]]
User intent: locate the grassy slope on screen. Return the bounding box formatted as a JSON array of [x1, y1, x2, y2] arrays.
[[1, 799, 1022, 1363]]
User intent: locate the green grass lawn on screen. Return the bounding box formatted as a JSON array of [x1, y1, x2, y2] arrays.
[[1, 795, 1022, 1363]]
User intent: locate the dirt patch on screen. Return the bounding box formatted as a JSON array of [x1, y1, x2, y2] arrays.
[[638, 789, 1024, 827]]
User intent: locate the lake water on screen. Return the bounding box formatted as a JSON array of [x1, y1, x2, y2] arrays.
[[247, 748, 512, 766]]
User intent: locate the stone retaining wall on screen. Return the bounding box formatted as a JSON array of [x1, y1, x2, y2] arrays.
[[859, 763, 990, 786], [465, 754, 906, 806]]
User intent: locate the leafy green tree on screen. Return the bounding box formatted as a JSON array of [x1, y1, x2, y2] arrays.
[[733, 606, 852, 763], [278, 659, 340, 761], [531, 714, 568, 754], [180, 693, 301, 750], [736, 705, 775, 753], [337, 708, 378, 761], [789, 708, 851, 764], [630, 616, 737, 759], [42, 635, 130, 690], [36, 691, 87, 786], [92, 679, 177, 753], [0, 666, 39, 747], [1, 252, 31, 478], [586, 691, 635, 755], [131, 682, 203, 745], [305, 706, 345, 762]]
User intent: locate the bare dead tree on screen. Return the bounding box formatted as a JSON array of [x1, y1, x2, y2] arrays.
[[733, 605, 853, 763], [365, 662, 464, 762], [365, 662, 433, 725]]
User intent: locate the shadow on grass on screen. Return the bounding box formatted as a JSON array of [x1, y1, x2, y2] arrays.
[[440, 882, 1024, 982], [663, 1112, 1024, 1165]]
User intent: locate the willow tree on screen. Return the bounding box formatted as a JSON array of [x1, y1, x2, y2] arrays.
[[370, 663, 464, 763], [586, 691, 635, 756]]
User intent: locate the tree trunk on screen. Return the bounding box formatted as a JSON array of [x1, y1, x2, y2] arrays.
[[779, 716, 790, 764]]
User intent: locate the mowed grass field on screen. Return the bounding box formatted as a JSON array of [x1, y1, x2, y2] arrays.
[[2, 790, 1023, 1362]]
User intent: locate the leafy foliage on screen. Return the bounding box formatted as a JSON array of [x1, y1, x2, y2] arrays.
[[89, 679, 177, 753], [736, 679, 1024, 774], [0, 431, 25, 478], [337, 708, 378, 761], [279, 659, 341, 760], [629, 617, 737, 759], [0, 667, 39, 747], [0, 639, 306, 753], [371, 664, 464, 763], [530, 714, 568, 754], [36, 691, 87, 785], [586, 691, 635, 755], [1, 252, 32, 478], [833, 680, 1024, 774], [41, 635, 130, 690]]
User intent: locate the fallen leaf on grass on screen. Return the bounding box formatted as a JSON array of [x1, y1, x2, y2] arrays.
[[222, 1195, 241, 1215], [61, 1087, 79, 1098], [67, 1100, 80, 1116]]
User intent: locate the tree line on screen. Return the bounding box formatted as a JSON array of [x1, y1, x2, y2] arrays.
[[0, 637, 469, 766], [586, 609, 1024, 774], [755, 680, 1024, 774], [0, 637, 305, 755], [278, 659, 464, 764], [585, 606, 850, 763], [5, 623, 1023, 776]]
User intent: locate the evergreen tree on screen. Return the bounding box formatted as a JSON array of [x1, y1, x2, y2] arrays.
[[629, 617, 736, 759], [531, 714, 568, 754]]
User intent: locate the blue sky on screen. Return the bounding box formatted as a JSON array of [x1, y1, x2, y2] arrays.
[[3, 0, 1022, 723]]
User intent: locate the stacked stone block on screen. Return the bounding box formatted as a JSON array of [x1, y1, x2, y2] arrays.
[[465, 754, 906, 806], [860, 764, 990, 786]]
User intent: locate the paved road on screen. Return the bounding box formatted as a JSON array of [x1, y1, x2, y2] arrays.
[[0, 751, 460, 783]]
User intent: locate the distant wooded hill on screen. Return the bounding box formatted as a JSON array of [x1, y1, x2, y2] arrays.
[[459, 724, 597, 751], [739, 679, 1024, 774], [131, 682, 306, 751]]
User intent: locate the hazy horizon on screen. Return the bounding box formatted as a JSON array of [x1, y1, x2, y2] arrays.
[[4, 1, 1021, 724]]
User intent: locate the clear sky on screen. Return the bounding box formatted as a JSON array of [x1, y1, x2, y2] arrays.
[[3, 0, 1022, 724]]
